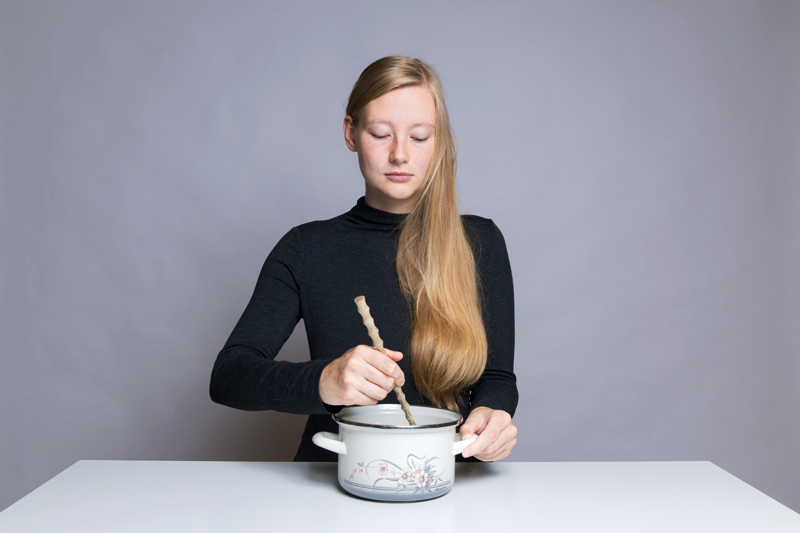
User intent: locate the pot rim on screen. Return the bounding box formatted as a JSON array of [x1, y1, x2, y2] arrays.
[[333, 404, 463, 430]]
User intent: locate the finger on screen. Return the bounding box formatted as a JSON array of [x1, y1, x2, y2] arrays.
[[476, 427, 517, 461], [362, 346, 405, 386], [471, 425, 518, 460], [332, 370, 384, 405], [347, 346, 398, 388], [334, 371, 385, 405], [383, 350, 405, 385], [342, 367, 395, 404], [343, 354, 396, 395], [334, 355, 393, 402], [462, 430, 493, 459], [344, 389, 381, 406], [361, 363, 399, 393], [356, 380, 393, 403], [391, 367, 405, 387], [474, 437, 517, 462], [384, 349, 404, 362], [461, 409, 512, 458], [459, 408, 492, 440]]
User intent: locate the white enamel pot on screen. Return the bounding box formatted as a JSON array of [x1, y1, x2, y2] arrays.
[[312, 404, 477, 502]]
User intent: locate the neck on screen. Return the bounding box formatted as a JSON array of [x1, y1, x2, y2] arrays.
[[363, 191, 417, 214]]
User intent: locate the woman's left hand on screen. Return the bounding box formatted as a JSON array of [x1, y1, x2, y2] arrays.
[[459, 407, 517, 461]]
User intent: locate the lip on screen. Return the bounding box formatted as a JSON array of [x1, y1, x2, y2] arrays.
[[385, 173, 412, 182]]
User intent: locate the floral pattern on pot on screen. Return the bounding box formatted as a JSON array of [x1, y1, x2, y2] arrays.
[[347, 454, 449, 495]]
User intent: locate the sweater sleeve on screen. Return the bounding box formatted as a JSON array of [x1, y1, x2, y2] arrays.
[[209, 228, 332, 414], [468, 221, 519, 417]]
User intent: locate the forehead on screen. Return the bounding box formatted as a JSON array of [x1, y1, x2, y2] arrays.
[[361, 85, 436, 128]]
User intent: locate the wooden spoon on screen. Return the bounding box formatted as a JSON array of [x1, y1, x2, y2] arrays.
[[354, 296, 416, 426]]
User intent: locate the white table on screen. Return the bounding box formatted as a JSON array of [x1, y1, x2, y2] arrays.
[[1, 461, 798, 532]]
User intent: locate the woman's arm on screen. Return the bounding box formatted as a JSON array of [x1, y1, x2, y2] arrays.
[[209, 227, 407, 414], [209, 228, 333, 415], [460, 220, 519, 460], [470, 219, 519, 414]]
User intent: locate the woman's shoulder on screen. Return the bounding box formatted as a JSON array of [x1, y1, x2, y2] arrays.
[[461, 214, 505, 241], [462, 213, 495, 229], [461, 214, 510, 267], [266, 214, 349, 260], [283, 212, 351, 240]]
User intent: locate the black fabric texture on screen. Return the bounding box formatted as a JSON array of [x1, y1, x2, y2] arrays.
[[209, 197, 518, 461]]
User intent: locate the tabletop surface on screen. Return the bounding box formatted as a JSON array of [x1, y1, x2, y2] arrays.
[[1, 461, 798, 532]]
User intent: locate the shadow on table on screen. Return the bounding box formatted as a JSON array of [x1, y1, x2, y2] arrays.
[[454, 462, 504, 485]]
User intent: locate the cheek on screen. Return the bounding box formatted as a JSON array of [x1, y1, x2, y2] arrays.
[[356, 139, 380, 168], [419, 146, 435, 170], [356, 147, 383, 178], [358, 150, 376, 171]]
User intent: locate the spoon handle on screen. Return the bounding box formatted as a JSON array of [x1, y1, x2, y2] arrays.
[[354, 296, 416, 426]]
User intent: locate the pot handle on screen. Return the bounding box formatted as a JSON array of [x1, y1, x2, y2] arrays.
[[452, 433, 478, 456], [312, 431, 347, 455]]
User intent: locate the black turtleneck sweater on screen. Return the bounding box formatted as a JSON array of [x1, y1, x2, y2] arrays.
[[210, 198, 517, 461]]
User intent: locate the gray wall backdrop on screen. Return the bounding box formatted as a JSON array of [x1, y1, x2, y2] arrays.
[[1, 0, 798, 513]]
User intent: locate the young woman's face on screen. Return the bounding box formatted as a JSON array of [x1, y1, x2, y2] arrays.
[[344, 85, 436, 214]]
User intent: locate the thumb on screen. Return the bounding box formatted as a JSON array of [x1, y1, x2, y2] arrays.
[[459, 423, 476, 439], [460, 407, 491, 439]]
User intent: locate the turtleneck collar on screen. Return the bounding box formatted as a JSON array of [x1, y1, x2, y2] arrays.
[[345, 197, 407, 227]]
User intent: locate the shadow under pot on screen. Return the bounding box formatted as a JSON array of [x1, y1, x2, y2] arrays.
[[312, 404, 476, 502]]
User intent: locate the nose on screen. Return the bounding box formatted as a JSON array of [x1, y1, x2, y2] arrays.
[[389, 138, 409, 165]]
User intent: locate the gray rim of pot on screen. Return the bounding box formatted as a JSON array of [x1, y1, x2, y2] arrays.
[[333, 405, 463, 430]]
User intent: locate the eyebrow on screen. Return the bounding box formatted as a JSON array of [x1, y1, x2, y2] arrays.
[[365, 119, 435, 130]]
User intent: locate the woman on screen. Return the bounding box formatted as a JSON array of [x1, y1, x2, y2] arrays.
[[210, 56, 517, 462]]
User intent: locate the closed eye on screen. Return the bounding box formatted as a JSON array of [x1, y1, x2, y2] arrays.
[[412, 137, 429, 142]]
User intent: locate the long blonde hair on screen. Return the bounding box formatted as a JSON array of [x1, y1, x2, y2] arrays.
[[346, 56, 487, 411]]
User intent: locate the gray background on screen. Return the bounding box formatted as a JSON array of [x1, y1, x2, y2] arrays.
[[1, 0, 798, 514]]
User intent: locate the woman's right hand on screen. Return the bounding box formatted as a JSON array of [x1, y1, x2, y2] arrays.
[[319, 345, 405, 406]]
